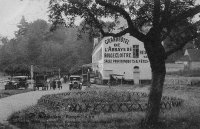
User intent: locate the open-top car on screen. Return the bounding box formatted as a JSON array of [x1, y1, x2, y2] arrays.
[[5, 76, 29, 90], [69, 75, 82, 90]]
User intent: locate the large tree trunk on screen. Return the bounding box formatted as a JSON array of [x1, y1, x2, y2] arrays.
[[145, 64, 166, 126], [142, 32, 166, 126]]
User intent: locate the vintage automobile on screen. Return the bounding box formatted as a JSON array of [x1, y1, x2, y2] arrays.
[[33, 75, 48, 90], [69, 75, 82, 90], [4, 76, 29, 90], [81, 74, 93, 86], [90, 72, 96, 84], [81, 74, 87, 86]]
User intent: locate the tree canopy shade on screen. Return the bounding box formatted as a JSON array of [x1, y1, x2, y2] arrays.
[[48, 0, 200, 127]]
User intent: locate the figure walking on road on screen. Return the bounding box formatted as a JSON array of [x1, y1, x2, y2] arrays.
[[57, 80, 62, 90], [52, 79, 56, 90]]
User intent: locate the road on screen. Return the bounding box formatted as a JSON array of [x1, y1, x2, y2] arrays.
[[0, 83, 86, 124]]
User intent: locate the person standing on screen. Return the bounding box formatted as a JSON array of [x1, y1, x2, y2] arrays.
[[64, 76, 67, 83], [60, 77, 64, 84], [52, 79, 56, 90], [50, 78, 53, 90], [57, 79, 62, 90], [46, 78, 50, 90]]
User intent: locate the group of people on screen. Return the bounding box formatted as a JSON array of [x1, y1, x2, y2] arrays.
[[45, 75, 69, 90], [46, 77, 62, 90]]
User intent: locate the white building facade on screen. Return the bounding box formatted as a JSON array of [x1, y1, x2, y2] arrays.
[[92, 33, 152, 84]]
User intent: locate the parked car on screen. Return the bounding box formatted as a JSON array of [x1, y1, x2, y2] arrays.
[[34, 75, 48, 90], [5, 76, 29, 90], [81, 74, 87, 86], [90, 72, 96, 84], [69, 75, 82, 90], [90, 77, 95, 84], [81, 73, 94, 85]]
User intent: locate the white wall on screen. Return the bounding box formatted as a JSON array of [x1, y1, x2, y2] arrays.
[[100, 34, 151, 80], [103, 63, 151, 80]]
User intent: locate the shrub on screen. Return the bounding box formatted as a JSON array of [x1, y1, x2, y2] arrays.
[[37, 89, 183, 113], [8, 89, 185, 129]]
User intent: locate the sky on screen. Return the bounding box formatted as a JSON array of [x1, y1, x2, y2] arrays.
[[0, 0, 200, 39], [0, 0, 49, 39]]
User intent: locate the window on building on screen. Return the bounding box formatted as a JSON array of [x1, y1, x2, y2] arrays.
[[133, 45, 139, 58]]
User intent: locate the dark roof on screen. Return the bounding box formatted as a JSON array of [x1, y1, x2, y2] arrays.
[[187, 49, 200, 61]]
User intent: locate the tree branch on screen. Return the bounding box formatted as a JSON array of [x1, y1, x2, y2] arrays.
[[103, 28, 129, 37], [96, 0, 133, 29], [95, 0, 146, 42], [169, 5, 200, 25], [153, 0, 161, 28], [160, 0, 171, 28], [161, 4, 200, 42], [162, 20, 200, 41], [161, 27, 172, 41], [85, 8, 106, 35], [85, 8, 131, 38], [165, 33, 200, 57]]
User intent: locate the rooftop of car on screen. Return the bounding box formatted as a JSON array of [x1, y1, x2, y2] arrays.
[[70, 75, 81, 77], [11, 76, 28, 79]]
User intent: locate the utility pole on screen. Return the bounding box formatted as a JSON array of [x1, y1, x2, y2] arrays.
[[31, 65, 33, 79], [30, 65, 34, 89], [58, 68, 61, 78]]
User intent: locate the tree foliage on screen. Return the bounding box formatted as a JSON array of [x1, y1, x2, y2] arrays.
[[0, 17, 93, 75]]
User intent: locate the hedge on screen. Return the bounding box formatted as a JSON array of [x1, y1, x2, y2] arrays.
[[37, 89, 183, 113]]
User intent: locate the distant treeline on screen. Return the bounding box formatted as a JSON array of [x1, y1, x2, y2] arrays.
[[0, 17, 93, 76]]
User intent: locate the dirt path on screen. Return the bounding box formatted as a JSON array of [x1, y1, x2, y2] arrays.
[[0, 83, 75, 123]]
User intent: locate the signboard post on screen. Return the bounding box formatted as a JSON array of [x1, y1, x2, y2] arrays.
[[59, 68, 61, 78], [30, 65, 34, 89]]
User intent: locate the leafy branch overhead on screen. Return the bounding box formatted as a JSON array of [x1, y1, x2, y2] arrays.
[[49, 0, 200, 57]]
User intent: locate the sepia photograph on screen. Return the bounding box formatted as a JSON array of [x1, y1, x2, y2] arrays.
[[0, 0, 200, 129]]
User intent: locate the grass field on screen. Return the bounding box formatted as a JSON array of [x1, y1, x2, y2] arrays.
[[8, 84, 200, 129], [167, 69, 200, 77]]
